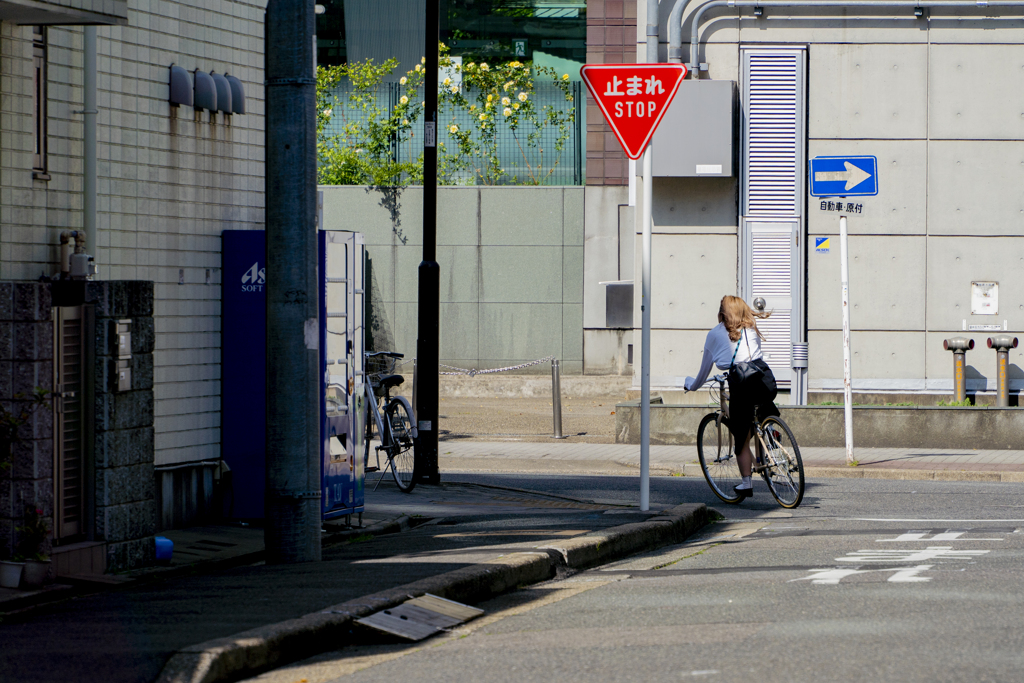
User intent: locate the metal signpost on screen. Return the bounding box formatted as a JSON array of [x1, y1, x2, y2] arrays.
[[810, 155, 878, 466], [580, 63, 686, 510]]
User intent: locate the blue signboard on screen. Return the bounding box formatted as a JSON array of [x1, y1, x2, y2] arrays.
[[809, 155, 878, 197], [222, 230, 267, 519]]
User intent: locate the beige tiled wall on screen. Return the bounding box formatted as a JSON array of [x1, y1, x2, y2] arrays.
[[0, 1, 267, 466]]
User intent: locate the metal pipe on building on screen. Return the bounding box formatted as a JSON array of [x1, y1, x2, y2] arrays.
[[987, 335, 1018, 407], [682, 0, 1024, 75], [83, 26, 97, 262], [264, 0, 321, 564], [943, 337, 974, 404]]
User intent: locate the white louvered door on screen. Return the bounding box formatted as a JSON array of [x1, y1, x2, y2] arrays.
[[741, 47, 806, 388]]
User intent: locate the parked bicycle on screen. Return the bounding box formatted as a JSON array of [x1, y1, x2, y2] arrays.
[[696, 373, 805, 508], [363, 351, 418, 493]]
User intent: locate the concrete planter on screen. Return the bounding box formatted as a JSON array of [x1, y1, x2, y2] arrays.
[[615, 403, 1024, 450], [0, 560, 23, 588], [20, 559, 50, 589]]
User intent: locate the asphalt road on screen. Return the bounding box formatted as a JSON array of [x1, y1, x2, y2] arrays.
[[248, 473, 1024, 683]]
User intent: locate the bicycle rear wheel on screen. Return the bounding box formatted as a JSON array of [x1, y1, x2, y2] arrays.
[[384, 400, 417, 493], [697, 412, 742, 504], [758, 416, 804, 508]]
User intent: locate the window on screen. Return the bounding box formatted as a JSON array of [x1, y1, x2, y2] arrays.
[[32, 26, 48, 178]]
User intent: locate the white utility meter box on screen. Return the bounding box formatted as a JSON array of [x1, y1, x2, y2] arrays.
[[652, 80, 737, 178]]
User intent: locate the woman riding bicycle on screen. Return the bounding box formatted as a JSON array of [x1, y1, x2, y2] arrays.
[[684, 295, 780, 499]]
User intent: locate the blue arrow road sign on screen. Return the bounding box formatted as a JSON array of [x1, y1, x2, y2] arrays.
[[809, 156, 878, 197]]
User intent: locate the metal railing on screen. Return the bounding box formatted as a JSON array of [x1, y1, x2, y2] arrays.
[[322, 81, 584, 186]]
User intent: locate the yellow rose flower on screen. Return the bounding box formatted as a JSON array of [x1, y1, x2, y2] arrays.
[[414, 64, 422, 72], [503, 107, 512, 117], [513, 103, 520, 110], [562, 74, 570, 81], [400, 95, 408, 105], [443, 77, 451, 86], [518, 92, 528, 102], [480, 63, 489, 71], [479, 113, 487, 121], [449, 124, 459, 134], [400, 76, 408, 85], [502, 96, 511, 106], [487, 94, 493, 102]]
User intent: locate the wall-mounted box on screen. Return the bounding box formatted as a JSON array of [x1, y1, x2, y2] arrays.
[[652, 80, 737, 178]]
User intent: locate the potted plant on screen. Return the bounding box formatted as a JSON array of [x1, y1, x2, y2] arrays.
[[15, 505, 50, 589], [0, 554, 23, 589]]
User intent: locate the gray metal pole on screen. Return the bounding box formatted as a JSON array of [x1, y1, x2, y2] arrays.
[[839, 215, 855, 465], [551, 359, 567, 439], [83, 26, 97, 261], [264, 0, 321, 564]]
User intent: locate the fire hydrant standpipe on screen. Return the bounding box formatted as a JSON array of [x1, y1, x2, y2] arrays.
[[943, 337, 974, 404], [988, 335, 1018, 407]]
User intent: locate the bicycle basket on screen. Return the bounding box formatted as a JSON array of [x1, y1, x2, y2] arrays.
[[365, 354, 399, 391]]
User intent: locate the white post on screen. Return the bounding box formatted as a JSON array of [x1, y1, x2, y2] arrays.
[[640, 146, 653, 511], [839, 215, 855, 465]]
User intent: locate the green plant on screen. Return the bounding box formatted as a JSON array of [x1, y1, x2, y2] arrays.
[[316, 58, 425, 187], [938, 398, 974, 407], [884, 402, 917, 407], [437, 44, 576, 185], [15, 505, 50, 561]]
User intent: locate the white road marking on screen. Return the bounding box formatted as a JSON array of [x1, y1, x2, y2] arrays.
[[791, 565, 934, 585], [849, 518, 1024, 523], [877, 531, 1003, 542], [836, 546, 989, 563]]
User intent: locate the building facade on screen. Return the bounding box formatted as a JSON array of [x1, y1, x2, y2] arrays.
[[631, 1, 1024, 402], [0, 0, 266, 571]]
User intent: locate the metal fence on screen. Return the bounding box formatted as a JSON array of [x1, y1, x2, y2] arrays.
[[322, 81, 584, 186]]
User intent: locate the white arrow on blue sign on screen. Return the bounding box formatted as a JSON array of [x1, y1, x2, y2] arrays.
[[809, 156, 878, 197]]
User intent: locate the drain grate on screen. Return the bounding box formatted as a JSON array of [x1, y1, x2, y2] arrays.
[[356, 594, 483, 641]]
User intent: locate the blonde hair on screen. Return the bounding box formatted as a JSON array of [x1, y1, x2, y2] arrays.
[[718, 295, 770, 342]]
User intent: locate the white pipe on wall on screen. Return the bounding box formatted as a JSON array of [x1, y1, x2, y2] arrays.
[[83, 26, 97, 264]]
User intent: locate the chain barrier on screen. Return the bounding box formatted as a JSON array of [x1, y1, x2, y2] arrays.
[[438, 355, 554, 377]]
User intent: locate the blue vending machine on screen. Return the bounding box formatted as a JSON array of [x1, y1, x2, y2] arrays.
[[221, 228, 365, 522]]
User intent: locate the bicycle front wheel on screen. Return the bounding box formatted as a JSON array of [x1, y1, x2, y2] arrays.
[[759, 416, 804, 508], [697, 412, 742, 504], [384, 400, 417, 493]]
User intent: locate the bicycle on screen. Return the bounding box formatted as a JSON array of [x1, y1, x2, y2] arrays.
[[363, 351, 418, 493], [695, 373, 805, 508]]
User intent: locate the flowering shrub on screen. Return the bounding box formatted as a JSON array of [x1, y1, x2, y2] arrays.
[[437, 45, 575, 185], [316, 58, 425, 186]]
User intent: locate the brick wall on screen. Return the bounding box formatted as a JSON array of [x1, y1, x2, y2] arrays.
[[0, 2, 267, 471], [586, 0, 636, 186]]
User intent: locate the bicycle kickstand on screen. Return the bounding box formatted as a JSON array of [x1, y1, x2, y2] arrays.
[[372, 449, 393, 491]]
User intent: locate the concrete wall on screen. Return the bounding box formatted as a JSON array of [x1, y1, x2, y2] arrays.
[[631, 3, 1024, 398], [321, 186, 584, 374], [0, 2, 266, 468]]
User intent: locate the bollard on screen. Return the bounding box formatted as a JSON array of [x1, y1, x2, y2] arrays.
[[943, 337, 975, 404], [987, 335, 1018, 407], [551, 359, 567, 439]]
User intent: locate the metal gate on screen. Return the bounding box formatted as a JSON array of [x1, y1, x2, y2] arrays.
[[741, 46, 807, 390], [53, 305, 84, 540]]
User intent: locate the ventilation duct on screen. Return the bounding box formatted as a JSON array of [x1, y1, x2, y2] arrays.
[[211, 72, 232, 113], [169, 65, 192, 107], [194, 70, 217, 111], [225, 75, 246, 114]]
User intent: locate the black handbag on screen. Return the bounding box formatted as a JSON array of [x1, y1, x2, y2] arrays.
[[728, 332, 764, 386]]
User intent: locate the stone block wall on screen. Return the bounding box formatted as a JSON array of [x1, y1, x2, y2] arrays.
[[0, 283, 55, 561], [85, 280, 156, 571]]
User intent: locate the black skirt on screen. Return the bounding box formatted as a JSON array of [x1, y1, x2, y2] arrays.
[[727, 359, 780, 452]]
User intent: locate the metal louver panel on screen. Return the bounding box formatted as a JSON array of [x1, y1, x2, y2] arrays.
[[55, 306, 84, 539], [744, 53, 801, 217], [757, 310, 792, 368], [751, 230, 792, 299]]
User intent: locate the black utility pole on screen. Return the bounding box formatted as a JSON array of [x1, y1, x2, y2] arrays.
[[416, 0, 441, 484], [264, 0, 321, 563]]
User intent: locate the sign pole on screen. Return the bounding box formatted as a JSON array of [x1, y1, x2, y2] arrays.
[[839, 215, 855, 465], [640, 144, 652, 511]]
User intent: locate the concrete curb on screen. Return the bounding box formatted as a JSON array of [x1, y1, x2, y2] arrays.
[[155, 503, 711, 683], [612, 461, 1024, 484]]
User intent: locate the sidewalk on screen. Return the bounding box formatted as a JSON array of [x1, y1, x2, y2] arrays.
[[0, 476, 692, 683], [438, 441, 1024, 481]]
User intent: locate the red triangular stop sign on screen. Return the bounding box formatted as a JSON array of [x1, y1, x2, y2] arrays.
[[580, 64, 687, 160]]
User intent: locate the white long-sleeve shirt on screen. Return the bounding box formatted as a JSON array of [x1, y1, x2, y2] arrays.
[[684, 323, 763, 391]]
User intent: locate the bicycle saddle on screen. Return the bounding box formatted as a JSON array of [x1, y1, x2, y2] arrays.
[[377, 374, 405, 390]]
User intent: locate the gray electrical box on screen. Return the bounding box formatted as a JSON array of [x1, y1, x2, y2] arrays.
[[115, 319, 131, 391], [605, 282, 634, 328], [652, 80, 737, 177]]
